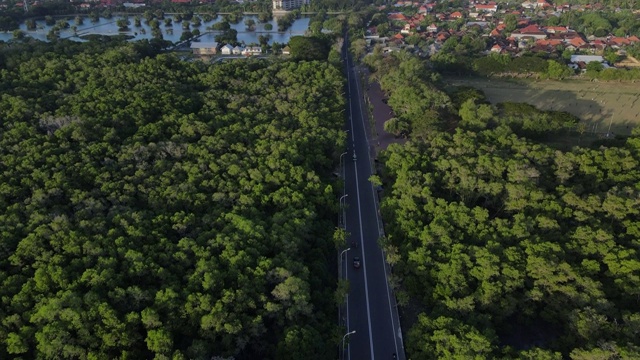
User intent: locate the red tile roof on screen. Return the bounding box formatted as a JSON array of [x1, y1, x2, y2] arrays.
[[520, 24, 542, 33], [476, 4, 497, 9], [568, 37, 586, 47], [388, 13, 408, 21]]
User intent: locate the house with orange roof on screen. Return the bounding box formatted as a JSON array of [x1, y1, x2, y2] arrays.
[[475, 1, 498, 12], [544, 26, 570, 34], [412, 14, 425, 22], [490, 44, 503, 53], [401, 23, 416, 35], [436, 32, 450, 42], [388, 13, 408, 21], [535, 39, 562, 47], [511, 24, 547, 40], [522, 0, 551, 8], [564, 36, 587, 51], [589, 39, 607, 52], [537, 0, 552, 8], [449, 11, 463, 19]]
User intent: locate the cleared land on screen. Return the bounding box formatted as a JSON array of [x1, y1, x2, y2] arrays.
[[446, 77, 640, 136]]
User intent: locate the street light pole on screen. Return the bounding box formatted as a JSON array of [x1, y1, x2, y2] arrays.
[[339, 246, 351, 288], [339, 194, 349, 207], [342, 330, 356, 357], [339, 151, 347, 177], [339, 247, 351, 263], [339, 194, 349, 226]]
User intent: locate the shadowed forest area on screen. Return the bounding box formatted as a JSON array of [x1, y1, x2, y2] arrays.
[[362, 49, 640, 359], [0, 39, 345, 359]]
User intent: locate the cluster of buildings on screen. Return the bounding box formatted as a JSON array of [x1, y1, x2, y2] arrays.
[[370, 0, 640, 68], [190, 42, 291, 56], [191, 42, 262, 56]]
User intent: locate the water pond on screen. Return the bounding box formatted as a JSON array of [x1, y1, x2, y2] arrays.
[[0, 14, 310, 45]]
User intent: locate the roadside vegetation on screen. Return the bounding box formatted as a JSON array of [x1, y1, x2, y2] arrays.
[[0, 39, 345, 359], [363, 46, 640, 359]]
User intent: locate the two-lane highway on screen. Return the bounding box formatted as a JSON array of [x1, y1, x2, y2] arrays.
[[341, 38, 405, 360]]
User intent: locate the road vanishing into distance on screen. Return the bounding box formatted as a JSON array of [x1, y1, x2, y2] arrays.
[[341, 37, 406, 360]]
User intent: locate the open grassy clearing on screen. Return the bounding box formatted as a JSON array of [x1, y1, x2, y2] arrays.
[[445, 77, 640, 137]]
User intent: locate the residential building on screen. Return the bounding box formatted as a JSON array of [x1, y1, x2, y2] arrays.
[[232, 46, 244, 55], [510, 24, 547, 40], [474, 2, 498, 12], [570, 55, 604, 64], [220, 44, 233, 55], [191, 42, 218, 55], [242, 46, 262, 56], [272, 0, 308, 10]]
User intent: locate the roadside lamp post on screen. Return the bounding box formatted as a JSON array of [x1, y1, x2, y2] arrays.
[[339, 194, 348, 226], [339, 247, 351, 278], [339, 151, 348, 177], [342, 330, 356, 355]]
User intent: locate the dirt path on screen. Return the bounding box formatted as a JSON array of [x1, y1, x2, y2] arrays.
[[360, 68, 407, 155]]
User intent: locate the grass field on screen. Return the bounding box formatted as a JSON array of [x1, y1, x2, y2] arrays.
[[445, 77, 640, 136]]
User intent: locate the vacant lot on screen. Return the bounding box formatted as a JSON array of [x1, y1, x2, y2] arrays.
[[446, 77, 640, 136]]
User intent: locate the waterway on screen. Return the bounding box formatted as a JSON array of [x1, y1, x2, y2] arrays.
[[0, 14, 310, 45]]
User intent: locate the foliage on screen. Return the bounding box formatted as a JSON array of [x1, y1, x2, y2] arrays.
[[245, 18, 256, 31], [382, 126, 640, 357], [277, 11, 298, 32], [0, 40, 345, 359], [497, 102, 579, 137], [474, 54, 550, 76], [365, 51, 450, 139], [288, 35, 331, 61], [379, 56, 640, 358]]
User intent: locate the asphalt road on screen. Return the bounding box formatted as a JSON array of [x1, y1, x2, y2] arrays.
[[341, 40, 405, 360]]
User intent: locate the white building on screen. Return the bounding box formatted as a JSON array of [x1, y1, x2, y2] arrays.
[[220, 44, 233, 55], [570, 55, 604, 64], [273, 0, 309, 10], [242, 46, 263, 56], [232, 46, 244, 55]]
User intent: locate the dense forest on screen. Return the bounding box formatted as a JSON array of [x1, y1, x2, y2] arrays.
[[0, 39, 345, 359], [364, 49, 640, 359]]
